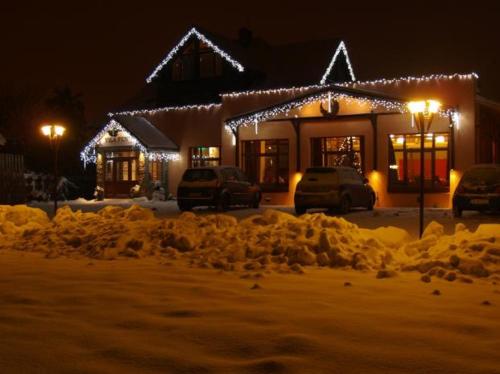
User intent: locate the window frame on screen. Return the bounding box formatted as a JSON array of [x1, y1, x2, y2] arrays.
[[387, 132, 450, 193], [242, 138, 289, 192], [171, 39, 223, 81], [189, 146, 221, 168], [310, 135, 365, 174]]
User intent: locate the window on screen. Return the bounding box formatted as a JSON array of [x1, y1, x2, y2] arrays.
[[199, 41, 223, 78], [311, 136, 364, 174], [149, 160, 163, 182], [242, 139, 289, 192], [104, 151, 138, 182], [388, 133, 449, 192], [190, 146, 220, 168], [172, 40, 223, 81]]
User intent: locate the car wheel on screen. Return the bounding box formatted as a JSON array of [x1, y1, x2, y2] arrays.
[[367, 193, 375, 211], [217, 193, 230, 212], [178, 202, 191, 212], [295, 206, 307, 215], [250, 192, 260, 209], [453, 204, 462, 218], [339, 195, 351, 215]]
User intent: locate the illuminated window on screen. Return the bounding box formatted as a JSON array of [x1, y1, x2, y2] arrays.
[[242, 139, 289, 192], [104, 151, 138, 182], [149, 160, 163, 182], [388, 133, 449, 192], [190, 146, 221, 167], [311, 136, 364, 174]]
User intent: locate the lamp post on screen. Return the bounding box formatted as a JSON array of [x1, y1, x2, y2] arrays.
[[407, 100, 441, 237], [41, 124, 66, 214]]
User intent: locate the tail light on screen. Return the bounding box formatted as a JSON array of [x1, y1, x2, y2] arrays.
[[495, 186, 500, 194]]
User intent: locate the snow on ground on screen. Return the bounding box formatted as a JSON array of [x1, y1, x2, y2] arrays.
[[0, 251, 498, 373], [30, 199, 500, 238], [2, 204, 499, 281], [0, 204, 499, 373]]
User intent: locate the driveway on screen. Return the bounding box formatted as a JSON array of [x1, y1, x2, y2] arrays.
[[29, 198, 500, 239]]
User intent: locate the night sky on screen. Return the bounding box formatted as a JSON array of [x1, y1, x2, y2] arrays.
[[2, 1, 499, 122]]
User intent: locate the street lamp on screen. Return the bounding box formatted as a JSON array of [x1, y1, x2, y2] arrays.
[[407, 100, 441, 237], [41, 124, 66, 214]]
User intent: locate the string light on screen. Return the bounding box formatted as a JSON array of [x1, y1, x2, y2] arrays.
[[223, 85, 324, 98], [320, 41, 356, 84], [340, 72, 478, 87], [80, 120, 179, 166], [146, 27, 245, 83], [109, 103, 221, 117], [225, 90, 458, 130]]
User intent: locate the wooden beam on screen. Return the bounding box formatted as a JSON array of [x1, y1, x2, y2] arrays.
[[231, 127, 240, 167], [448, 110, 456, 170], [370, 112, 378, 170], [267, 111, 400, 123], [291, 119, 301, 171]]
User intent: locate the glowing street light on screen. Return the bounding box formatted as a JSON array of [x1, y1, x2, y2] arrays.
[[41, 123, 66, 214], [407, 100, 441, 238]]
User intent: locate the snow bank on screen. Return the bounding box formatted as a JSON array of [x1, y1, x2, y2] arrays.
[[0, 205, 499, 281]]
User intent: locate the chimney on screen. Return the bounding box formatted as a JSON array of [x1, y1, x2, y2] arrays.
[[238, 28, 253, 47]]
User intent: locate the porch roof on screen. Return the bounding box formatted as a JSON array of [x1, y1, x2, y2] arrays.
[[224, 84, 412, 129], [112, 115, 179, 151]]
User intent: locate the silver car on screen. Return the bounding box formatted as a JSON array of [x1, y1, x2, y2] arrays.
[[294, 167, 376, 214]]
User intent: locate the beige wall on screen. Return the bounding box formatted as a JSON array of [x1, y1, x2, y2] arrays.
[[142, 106, 222, 194]]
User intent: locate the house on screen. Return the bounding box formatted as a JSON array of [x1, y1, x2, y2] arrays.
[[82, 26, 500, 207], [0, 132, 25, 204]]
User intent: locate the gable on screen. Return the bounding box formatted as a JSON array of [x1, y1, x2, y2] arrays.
[[320, 41, 356, 84], [146, 27, 245, 83]]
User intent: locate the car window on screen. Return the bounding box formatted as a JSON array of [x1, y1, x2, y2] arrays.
[[350, 170, 364, 185], [182, 169, 217, 182], [304, 168, 338, 184], [461, 167, 500, 187], [236, 169, 249, 182], [221, 168, 238, 182]]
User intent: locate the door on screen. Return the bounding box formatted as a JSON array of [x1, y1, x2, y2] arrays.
[[104, 151, 138, 197]]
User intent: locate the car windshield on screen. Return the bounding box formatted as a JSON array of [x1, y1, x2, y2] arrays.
[[461, 168, 500, 187], [182, 169, 217, 182]]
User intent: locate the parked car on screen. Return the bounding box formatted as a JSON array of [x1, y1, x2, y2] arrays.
[[452, 164, 500, 217], [177, 166, 261, 211], [294, 166, 375, 215]]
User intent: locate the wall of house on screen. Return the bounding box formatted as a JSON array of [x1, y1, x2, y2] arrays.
[[142, 106, 223, 195]]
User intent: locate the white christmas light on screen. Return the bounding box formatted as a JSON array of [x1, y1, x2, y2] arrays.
[[320, 40, 356, 84], [340, 72, 478, 87], [146, 27, 245, 83], [80, 120, 179, 166], [109, 103, 221, 117], [223, 85, 325, 98], [225, 89, 458, 130]]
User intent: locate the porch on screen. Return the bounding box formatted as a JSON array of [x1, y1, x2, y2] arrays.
[[224, 85, 459, 207]]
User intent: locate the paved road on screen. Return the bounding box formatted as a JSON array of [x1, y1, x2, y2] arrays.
[[30, 199, 500, 239]]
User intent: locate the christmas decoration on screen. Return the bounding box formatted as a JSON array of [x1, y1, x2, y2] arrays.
[[109, 103, 221, 117], [320, 41, 356, 84], [146, 27, 245, 83], [80, 120, 179, 166]]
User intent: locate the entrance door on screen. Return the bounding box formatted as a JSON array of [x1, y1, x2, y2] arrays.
[[104, 151, 138, 197]]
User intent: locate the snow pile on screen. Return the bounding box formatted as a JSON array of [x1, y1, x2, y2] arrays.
[[0, 205, 499, 280]]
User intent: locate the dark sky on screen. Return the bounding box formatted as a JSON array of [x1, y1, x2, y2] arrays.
[[1, 1, 500, 122]]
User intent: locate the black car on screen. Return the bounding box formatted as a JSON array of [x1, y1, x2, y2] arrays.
[[177, 166, 261, 211], [294, 166, 376, 214], [452, 164, 500, 217]]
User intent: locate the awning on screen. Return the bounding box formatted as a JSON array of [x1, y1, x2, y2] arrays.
[[80, 115, 179, 165]]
